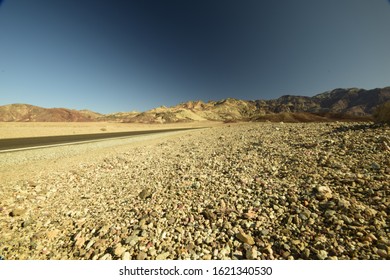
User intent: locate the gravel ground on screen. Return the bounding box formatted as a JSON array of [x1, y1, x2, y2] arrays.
[[0, 122, 389, 260]]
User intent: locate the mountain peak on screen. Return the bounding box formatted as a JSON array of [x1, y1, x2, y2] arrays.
[[1, 86, 389, 123]]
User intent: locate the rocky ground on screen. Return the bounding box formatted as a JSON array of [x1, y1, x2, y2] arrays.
[[0, 122, 389, 260]]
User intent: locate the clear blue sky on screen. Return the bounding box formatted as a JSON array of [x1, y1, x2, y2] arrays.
[[0, 0, 390, 114]]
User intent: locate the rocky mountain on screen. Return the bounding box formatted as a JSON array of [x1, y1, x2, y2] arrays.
[[312, 87, 390, 116], [124, 87, 390, 123], [0, 104, 103, 122], [1, 87, 389, 122]]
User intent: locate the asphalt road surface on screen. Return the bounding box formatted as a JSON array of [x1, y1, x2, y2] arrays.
[[0, 127, 202, 152]]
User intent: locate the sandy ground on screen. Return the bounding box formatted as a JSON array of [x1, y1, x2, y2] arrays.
[[0, 121, 221, 139]]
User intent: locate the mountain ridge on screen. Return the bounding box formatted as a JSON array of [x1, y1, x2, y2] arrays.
[[1, 86, 389, 122], [0, 103, 104, 122]]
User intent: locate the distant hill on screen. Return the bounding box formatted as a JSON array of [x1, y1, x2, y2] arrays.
[[0, 104, 103, 122], [123, 87, 390, 123], [1, 86, 389, 122]]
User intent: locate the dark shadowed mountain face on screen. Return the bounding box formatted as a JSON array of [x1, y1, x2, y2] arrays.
[[312, 87, 390, 116], [1, 87, 389, 122]]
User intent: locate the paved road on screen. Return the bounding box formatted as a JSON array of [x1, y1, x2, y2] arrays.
[[0, 127, 202, 152]]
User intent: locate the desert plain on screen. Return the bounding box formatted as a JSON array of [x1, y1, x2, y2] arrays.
[[0, 121, 215, 139], [0, 121, 389, 260]]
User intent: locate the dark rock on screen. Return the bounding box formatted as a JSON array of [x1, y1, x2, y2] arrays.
[[9, 208, 26, 217], [139, 189, 153, 200]]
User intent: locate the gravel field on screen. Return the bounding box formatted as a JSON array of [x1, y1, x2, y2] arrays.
[[0, 122, 389, 260]]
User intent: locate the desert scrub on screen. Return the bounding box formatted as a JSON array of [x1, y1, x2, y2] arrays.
[[373, 101, 390, 124]]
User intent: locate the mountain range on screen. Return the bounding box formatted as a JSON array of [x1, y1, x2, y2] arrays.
[[1, 87, 389, 123]]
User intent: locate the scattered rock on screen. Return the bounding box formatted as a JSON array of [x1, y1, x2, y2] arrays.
[[21, 219, 33, 228], [202, 209, 216, 221], [9, 208, 26, 217], [122, 252, 131, 260], [139, 189, 153, 200], [155, 252, 170, 260], [114, 244, 126, 258], [371, 162, 380, 170], [75, 237, 86, 249], [236, 230, 255, 245], [100, 253, 112, 260], [136, 252, 147, 260], [175, 227, 184, 234], [377, 249, 388, 259], [2, 122, 389, 261], [125, 236, 139, 246], [245, 246, 258, 260], [317, 250, 328, 260], [315, 186, 333, 201]]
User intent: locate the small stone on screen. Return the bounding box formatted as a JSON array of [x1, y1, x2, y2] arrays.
[[227, 229, 235, 237], [202, 209, 216, 221], [377, 249, 388, 258], [9, 208, 26, 217], [213, 249, 219, 257], [148, 248, 157, 256], [85, 240, 95, 251], [100, 253, 112, 260], [220, 248, 229, 256], [236, 230, 255, 245], [41, 247, 50, 255], [300, 210, 311, 220], [315, 186, 332, 200], [21, 219, 33, 228], [114, 244, 126, 258], [47, 229, 60, 240], [29, 241, 38, 250], [220, 199, 226, 210], [156, 252, 170, 260], [140, 224, 148, 230], [122, 252, 131, 260], [325, 210, 336, 218], [139, 189, 153, 200], [168, 217, 176, 225], [371, 162, 380, 170], [175, 227, 184, 234], [223, 221, 232, 230], [317, 250, 328, 260], [245, 246, 258, 260], [125, 236, 139, 246], [137, 252, 148, 260], [99, 225, 110, 236], [261, 229, 270, 236], [244, 209, 257, 219], [292, 239, 301, 245], [75, 237, 86, 249]]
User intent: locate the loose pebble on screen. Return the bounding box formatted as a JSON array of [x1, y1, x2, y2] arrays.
[[1, 122, 389, 260]]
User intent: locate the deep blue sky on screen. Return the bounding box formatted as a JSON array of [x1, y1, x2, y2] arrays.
[[1, 0, 390, 113]]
